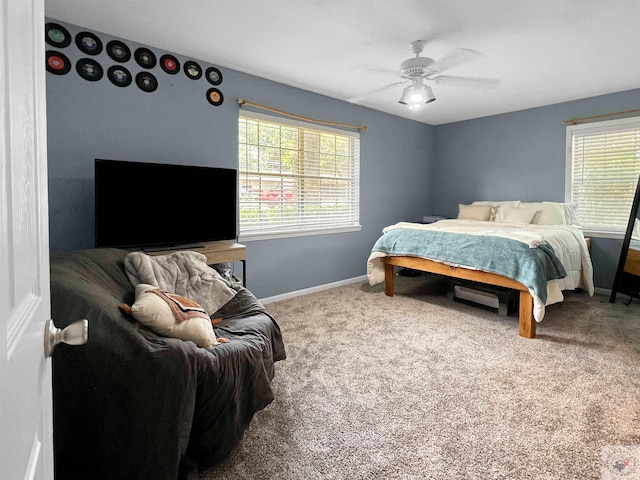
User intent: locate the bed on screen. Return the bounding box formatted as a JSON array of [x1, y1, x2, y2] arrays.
[[367, 201, 594, 338]]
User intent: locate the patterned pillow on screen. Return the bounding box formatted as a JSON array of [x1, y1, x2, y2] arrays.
[[123, 283, 220, 347]]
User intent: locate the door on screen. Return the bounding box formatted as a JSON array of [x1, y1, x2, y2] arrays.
[[0, 0, 54, 478]]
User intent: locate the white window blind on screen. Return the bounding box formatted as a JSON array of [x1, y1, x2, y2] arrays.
[[567, 116, 640, 236], [238, 111, 361, 240]]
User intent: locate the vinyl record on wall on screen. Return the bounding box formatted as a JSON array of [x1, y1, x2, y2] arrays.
[[76, 58, 103, 81], [136, 71, 158, 92], [160, 54, 180, 74], [45, 23, 71, 48], [106, 40, 131, 62], [134, 47, 157, 68], [184, 61, 202, 80], [75, 31, 103, 55], [46, 51, 71, 75], [205, 66, 223, 85], [206, 88, 224, 106], [107, 65, 132, 87]]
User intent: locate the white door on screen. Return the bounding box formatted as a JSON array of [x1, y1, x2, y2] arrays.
[[0, 0, 54, 478]]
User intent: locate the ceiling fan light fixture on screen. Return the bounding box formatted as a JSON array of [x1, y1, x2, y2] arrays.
[[398, 80, 436, 107]]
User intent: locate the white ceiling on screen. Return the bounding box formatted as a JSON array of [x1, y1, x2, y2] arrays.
[[45, 0, 640, 125]]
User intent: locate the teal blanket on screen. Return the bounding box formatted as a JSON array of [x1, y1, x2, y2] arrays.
[[371, 228, 566, 304]]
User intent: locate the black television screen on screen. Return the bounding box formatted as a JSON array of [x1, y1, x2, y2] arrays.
[[95, 159, 237, 249]]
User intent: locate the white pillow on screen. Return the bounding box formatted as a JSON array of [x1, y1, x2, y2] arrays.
[[128, 283, 219, 347], [520, 202, 566, 225], [563, 202, 581, 226], [503, 208, 538, 224], [458, 204, 493, 221], [472, 201, 520, 221]]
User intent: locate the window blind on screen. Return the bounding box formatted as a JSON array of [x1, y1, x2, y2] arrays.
[[567, 117, 640, 235], [238, 111, 361, 240]]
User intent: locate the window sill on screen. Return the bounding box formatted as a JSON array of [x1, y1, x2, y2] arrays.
[[239, 225, 362, 242], [582, 230, 625, 240]]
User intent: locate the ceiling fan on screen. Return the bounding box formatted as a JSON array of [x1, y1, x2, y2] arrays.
[[349, 40, 500, 108]]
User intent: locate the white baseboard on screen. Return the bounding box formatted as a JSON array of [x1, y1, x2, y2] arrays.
[[260, 275, 368, 304]]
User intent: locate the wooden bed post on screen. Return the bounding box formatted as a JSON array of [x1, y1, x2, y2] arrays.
[[384, 262, 395, 296], [381, 256, 539, 339], [518, 292, 535, 338]]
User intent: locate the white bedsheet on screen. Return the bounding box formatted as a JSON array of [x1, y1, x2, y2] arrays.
[[367, 219, 594, 322]]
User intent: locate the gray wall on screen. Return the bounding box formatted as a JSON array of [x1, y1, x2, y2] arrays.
[[46, 19, 638, 295], [432, 89, 640, 289], [45, 20, 434, 298]]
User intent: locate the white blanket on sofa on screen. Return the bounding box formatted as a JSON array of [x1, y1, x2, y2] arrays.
[[124, 250, 236, 315]]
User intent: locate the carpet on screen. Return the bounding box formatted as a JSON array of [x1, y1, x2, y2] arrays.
[[200, 274, 640, 480]]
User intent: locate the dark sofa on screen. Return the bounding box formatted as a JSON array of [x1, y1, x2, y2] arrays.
[[49, 248, 286, 480]]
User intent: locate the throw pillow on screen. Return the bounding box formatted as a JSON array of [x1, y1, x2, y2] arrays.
[[458, 204, 493, 221], [517, 202, 566, 225], [123, 283, 222, 347], [503, 208, 538, 224]]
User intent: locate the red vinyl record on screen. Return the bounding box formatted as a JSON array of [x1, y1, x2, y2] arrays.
[[160, 54, 180, 74], [46, 51, 71, 75]]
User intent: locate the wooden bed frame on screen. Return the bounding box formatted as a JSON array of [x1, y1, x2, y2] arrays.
[[383, 256, 536, 338]]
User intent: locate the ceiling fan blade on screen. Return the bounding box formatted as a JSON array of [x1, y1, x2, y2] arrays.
[[430, 48, 483, 73], [354, 64, 399, 76], [431, 75, 500, 89], [347, 81, 408, 103]]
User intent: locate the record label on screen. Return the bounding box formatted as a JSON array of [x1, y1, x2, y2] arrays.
[[160, 54, 180, 74], [108, 66, 132, 87], [134, 48, 157, 68], [107, 40, 131, 62], [46, 51, 71, 75], [75, 31, 103, 55], [205, 66, 223, 85], [184, 60, 202, 80], [206, 88, 224, 106], [76, 58, 103, 81], [136, 71, 158, 92], [45, 23, 71, 48]]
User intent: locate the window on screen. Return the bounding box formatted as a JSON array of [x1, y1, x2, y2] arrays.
[[238, 111, 361, 240], [566, 116, 640, 237]]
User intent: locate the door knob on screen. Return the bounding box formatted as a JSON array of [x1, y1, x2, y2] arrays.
[[44, 318, 88, 358]]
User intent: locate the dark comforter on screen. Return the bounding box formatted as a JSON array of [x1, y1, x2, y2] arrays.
[[50, 248, 286, 480]]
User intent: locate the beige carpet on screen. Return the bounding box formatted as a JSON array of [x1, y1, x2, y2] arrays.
[[200, 274, 640, 480]]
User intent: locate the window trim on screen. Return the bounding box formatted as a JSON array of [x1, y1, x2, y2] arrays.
[[565, 115, 640, 239], [238, 111, 361, 242]]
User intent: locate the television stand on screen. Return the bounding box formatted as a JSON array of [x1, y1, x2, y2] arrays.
[[145, 240, 247, 287], [143, 243, 205, 253]]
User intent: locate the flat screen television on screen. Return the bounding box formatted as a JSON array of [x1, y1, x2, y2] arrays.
[[95, 159, 237, 250]]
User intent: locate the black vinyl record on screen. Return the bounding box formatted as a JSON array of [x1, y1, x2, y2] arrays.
[[205, 66, 223, 85], [206, 88, 224, 106], [45, 23, 71, 48], [106, 40, 131, 62], [46, 51, 71, 75], [136, 71, 158, 92], [76, 58, 103, 81], [75, 31, 103, 55], [107, 65, 132, 87], [134, 47, 157, 68], [160, 54, 180, 74], [184, 60, 202, 80]]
